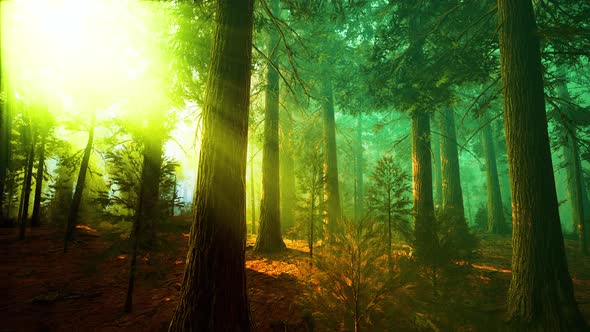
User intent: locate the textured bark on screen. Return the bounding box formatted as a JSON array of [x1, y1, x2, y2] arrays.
[[439, 108, 466, 221], [168, 0, 254, 329], [139, 128, 163, 250], [280, 107, 296, 232], [498, 0, 586, 329], [31, 131, 47, 227], [63, 115, 95, 252], [354, 114, 364, 222], [18, 129, 36, 240], [255, 0, 286, 252], [250, 160, 256, 235], [481, 118, 505, 234], [322, 77, 342, 237], [411, 110, 436, 257]]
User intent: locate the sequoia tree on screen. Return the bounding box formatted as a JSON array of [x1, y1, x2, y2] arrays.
[[498, 0, 586, 329], [480, 115, 505, 234], [168, 0, 254, 329], [255, 0, 286, 252]]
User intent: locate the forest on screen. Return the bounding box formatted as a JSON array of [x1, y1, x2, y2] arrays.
[[1, 0, 590, 331]]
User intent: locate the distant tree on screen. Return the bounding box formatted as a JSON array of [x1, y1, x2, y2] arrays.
[[63, 113, 96, 252], [255, 0, 286, 253], [366, 155, 412, 272], [168, 0, 255, 329]]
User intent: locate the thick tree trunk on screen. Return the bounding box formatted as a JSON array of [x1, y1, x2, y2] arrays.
[[168, 0, 254, 329], [354, 114, 364, 222], [139, 129, 163, 250], [63, 115, 95, 252], [498, 0, 586, 329], [255, 0, 286, 253], [31, 132, 46, 228], [481, 117, 505, 234], [439, 108, 466, 221], [18, 130, 36, 240], [280, 107, 296, 232], [411, 110, 436, 258], [322, 77, 342, 238]]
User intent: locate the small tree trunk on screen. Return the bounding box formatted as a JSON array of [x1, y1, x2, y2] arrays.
[[255, 0, 286, 253], [250, 160, 256, 235], [124, 155, 148, 313], [139, 129, 163, 250], [481, 117, 505, 234], [64, 114, 95, 252], [18, 130, 36, 240], [31, 132, 47, 227], [498, 0, 587, 328]]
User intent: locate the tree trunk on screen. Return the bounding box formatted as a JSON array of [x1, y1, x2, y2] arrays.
[[411, 110, 436, 258], [498, 0, 586, 329], [280, 107, 296, 232], [0, 86, 11, 223], [18, 130, 36, 240], [63, 114, 95, 252], [139, 129, 163, 250], [168, 0, 254, 329], [250, 160, 256, 235], [439, 108, 466, 221], [31, 131, 47, 227], [354, 114, 364, 222], [481, 117, 505, 234], [255, 0, 286, 253], [124, 153, 148, 313], [322, 77, 342, 238], [431, 118, 443, 211]]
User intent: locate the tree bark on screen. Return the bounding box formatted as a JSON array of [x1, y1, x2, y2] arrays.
[[431, 116, 443, 211], [498, 0, 586, 329], [439, 108, 466, 221], [255, 0, 286, 252], [322, 77, 342, 238], [168, 0, 254, 329], [139, 127, 163, 250], [411, 110, 436, 258], [18, 128, 36, 240], [63, 114, 95, 252], [481, 117, 505, 234], [31, 131, 47, 227]]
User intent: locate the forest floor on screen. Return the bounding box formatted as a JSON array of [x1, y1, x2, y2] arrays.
[[2, 222, 590, 332]]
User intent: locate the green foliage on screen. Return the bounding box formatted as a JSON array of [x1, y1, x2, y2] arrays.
[[306, 218, 400, 331], [366, 154, 412, 242]]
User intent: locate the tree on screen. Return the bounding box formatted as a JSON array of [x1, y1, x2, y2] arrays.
[[63, 113, 96, 252], [498, 0, 587, 329], [168, 0, 254, 329], [438, 107, 466, 221], [255, 0, 286, 253], [366, 155, 411, 272], [18, 114, 36, 240], [480, 115, 506, 234]]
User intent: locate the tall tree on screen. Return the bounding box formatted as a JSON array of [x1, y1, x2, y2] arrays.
[[480, 115, 505, 234], [18, 124, 36, 240], [30, 128, 47, 227], [168, 0, 254, 329], [322, 76, 342, 238], [280, 106, 296, 232], [439, 107, 466, 221], [255, 0, 286, 252], [498, 0, 586, 329], [63, 113, 96, 252], [353, 114, 364, 222]]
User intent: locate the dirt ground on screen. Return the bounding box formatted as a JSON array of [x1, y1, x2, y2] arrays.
[[1, 225, 590, 332]]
